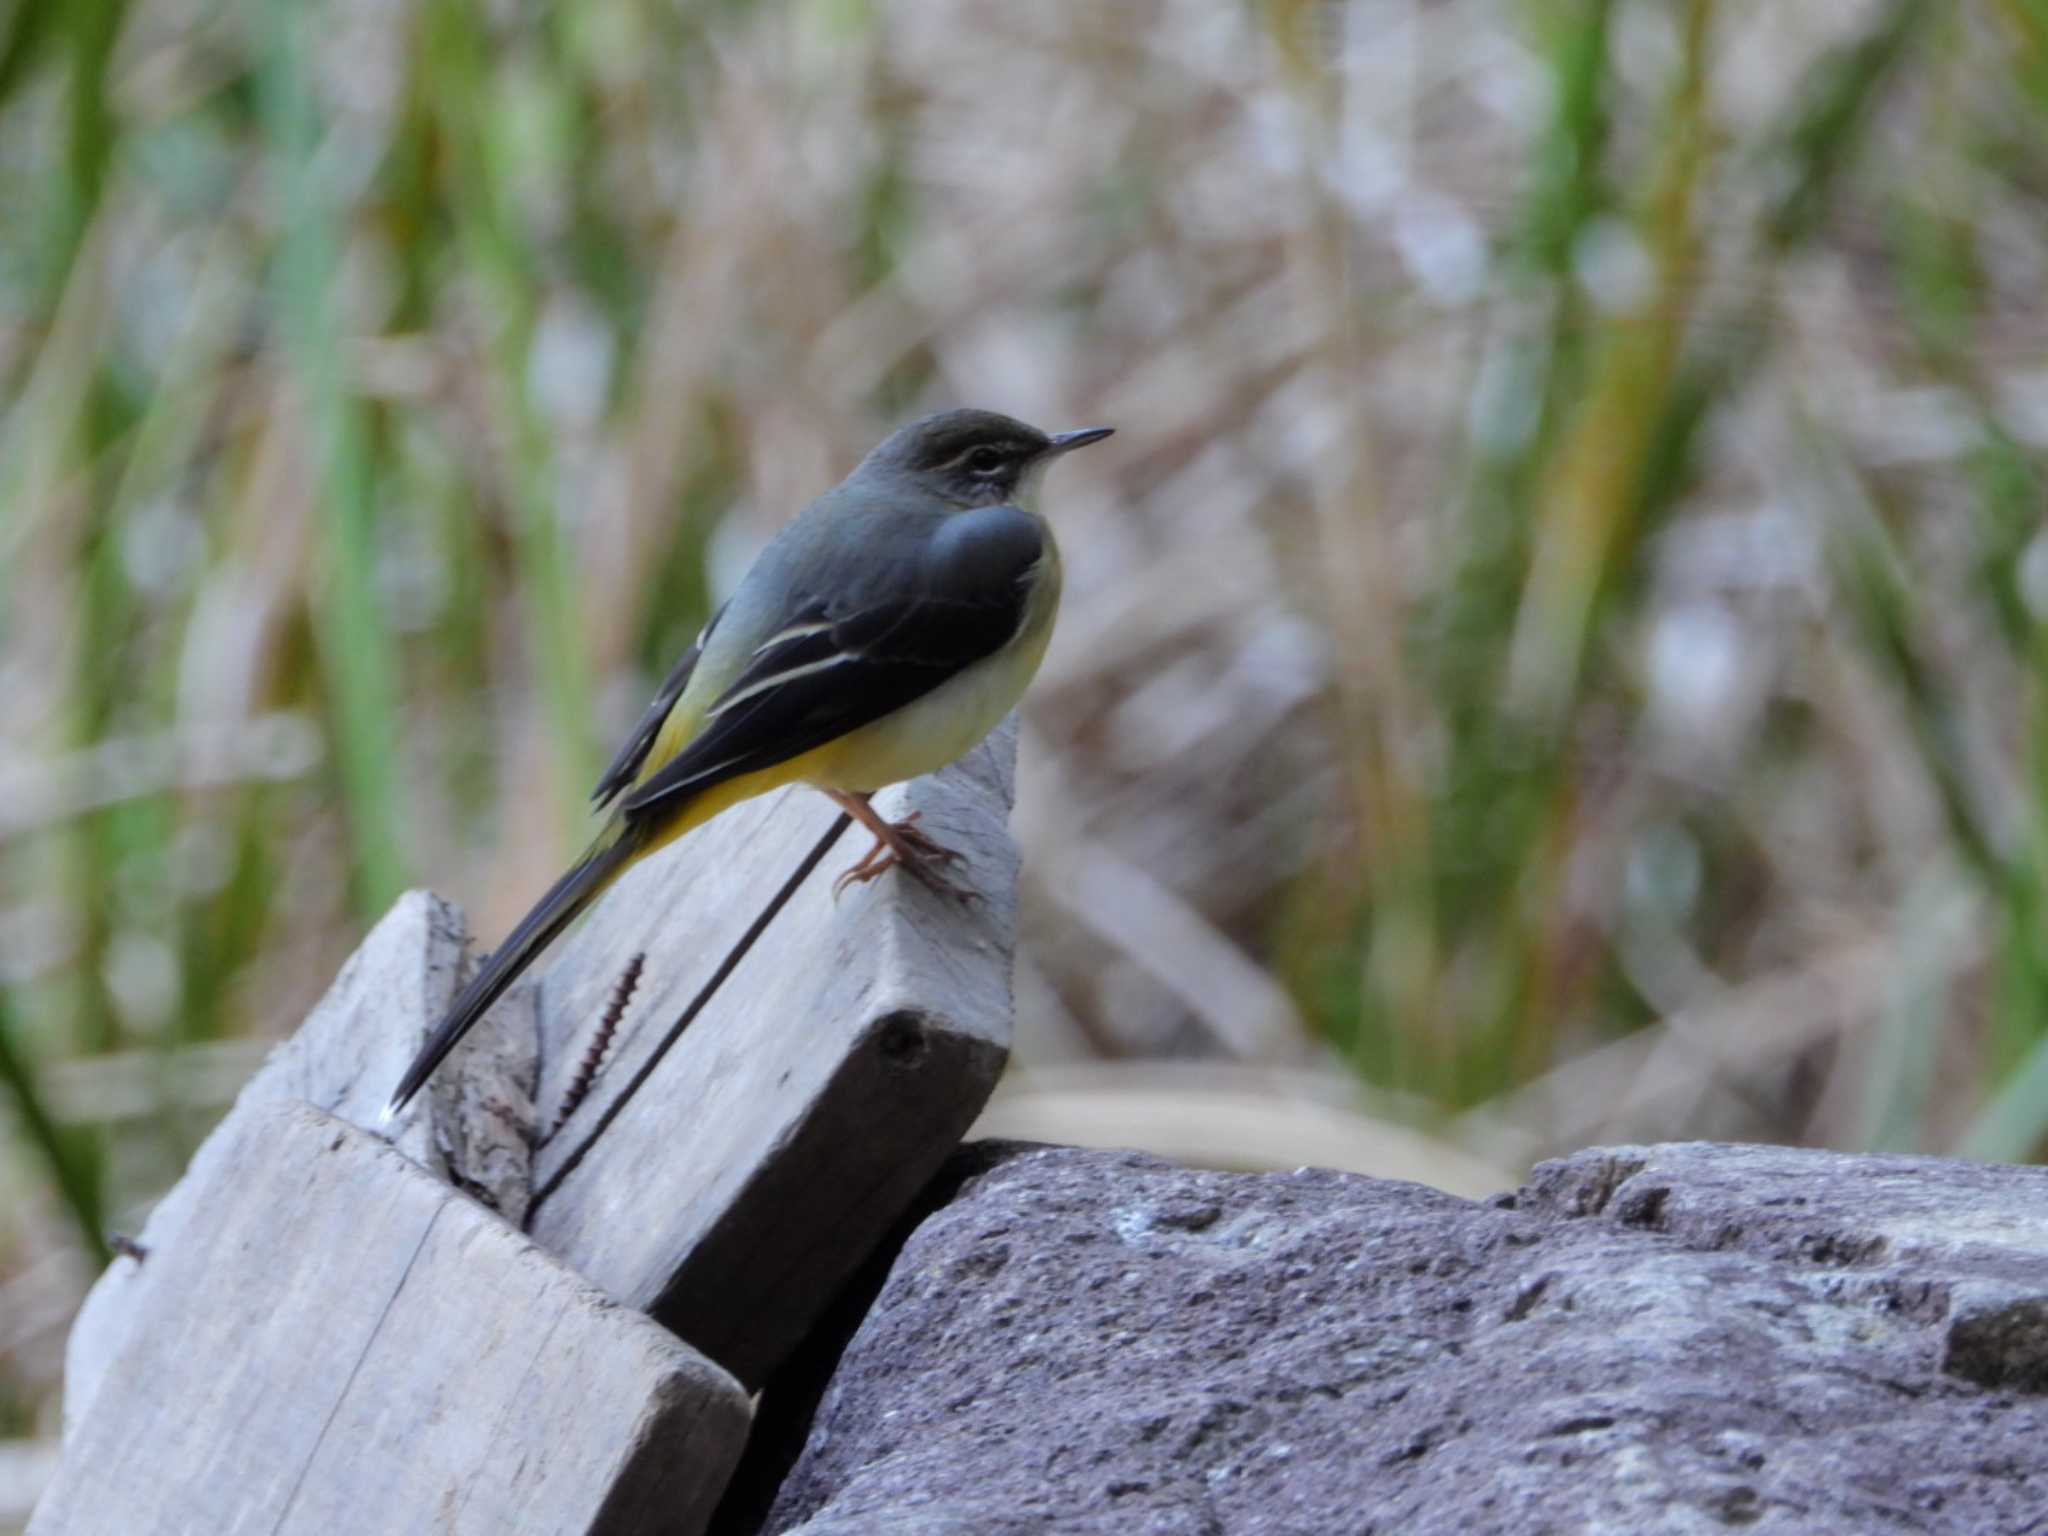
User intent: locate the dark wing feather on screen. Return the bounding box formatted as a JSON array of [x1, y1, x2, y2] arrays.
[[589, 601, 727, 809], [619, 504, 1041, 822]]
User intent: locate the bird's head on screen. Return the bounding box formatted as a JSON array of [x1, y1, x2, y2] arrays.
[[860, 408, 1113, 509]]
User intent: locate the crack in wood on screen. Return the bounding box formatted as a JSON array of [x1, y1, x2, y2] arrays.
[[268, 1198, 446, 1534]]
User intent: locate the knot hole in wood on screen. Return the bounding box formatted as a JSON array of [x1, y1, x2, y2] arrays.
[[873, 1010, 933, 1069]]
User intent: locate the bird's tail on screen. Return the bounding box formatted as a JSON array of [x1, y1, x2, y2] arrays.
[[383, 825, 643, 1119]]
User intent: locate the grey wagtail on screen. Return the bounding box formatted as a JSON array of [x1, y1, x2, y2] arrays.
[[384, 408, 1111, 1116]]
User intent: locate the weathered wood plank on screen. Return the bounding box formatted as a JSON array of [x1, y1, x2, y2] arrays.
[[526, 721, 1020, 1389], [0, 1440, 59, 1531], [33, 1102, 749, 1536], [63, 890, 540, 1434], [61, 709, 1023, 1518]]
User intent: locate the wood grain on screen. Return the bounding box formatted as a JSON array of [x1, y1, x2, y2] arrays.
[[63, 890, 540, 1434], [33, 1103, 749, 1536], [54, 712, 1025, 1526]]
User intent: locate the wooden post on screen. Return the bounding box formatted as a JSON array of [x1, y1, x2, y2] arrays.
[[62, 889, 540, 1435], [34, 1104, 749, 1536], [527, 729, 1019, 1388], [40, 723, 1021, 1533]]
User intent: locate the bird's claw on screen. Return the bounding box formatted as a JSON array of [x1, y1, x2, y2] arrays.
[[832, 811, 978, 904]]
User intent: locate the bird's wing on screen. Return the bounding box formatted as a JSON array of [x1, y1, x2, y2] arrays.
[[589, 601, 728, 809], [618, 503, 1044, 822]]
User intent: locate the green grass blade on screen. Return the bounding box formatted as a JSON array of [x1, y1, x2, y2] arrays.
[[0, 990, 111, 1270], [256, 0, 411, 915]]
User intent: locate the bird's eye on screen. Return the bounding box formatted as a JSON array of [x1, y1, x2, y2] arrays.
[[965, 445, 1005, 474]]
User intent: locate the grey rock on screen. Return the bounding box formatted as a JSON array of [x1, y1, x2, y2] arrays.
[[757, 1140, 2048, 1536]]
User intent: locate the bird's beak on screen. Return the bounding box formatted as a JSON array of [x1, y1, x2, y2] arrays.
[[1046, 426, 1114, 456]]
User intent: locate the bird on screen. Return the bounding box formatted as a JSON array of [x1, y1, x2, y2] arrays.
[[383, 408, 1112, 1118]]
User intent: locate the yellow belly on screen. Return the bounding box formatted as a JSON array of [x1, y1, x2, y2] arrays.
[[801, 619, 1051, 792]]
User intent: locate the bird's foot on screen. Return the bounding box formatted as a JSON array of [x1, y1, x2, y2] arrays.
[[831, 809, 976, 904]]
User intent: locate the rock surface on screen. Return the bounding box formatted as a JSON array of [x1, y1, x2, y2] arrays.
[[754, 1140, 2048, 1535]]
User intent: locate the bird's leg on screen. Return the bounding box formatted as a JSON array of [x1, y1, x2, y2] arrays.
[[821, 789, 975, 903]]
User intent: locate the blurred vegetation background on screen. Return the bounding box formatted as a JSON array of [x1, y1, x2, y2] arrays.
[[5, 0, 2048, 1506]]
